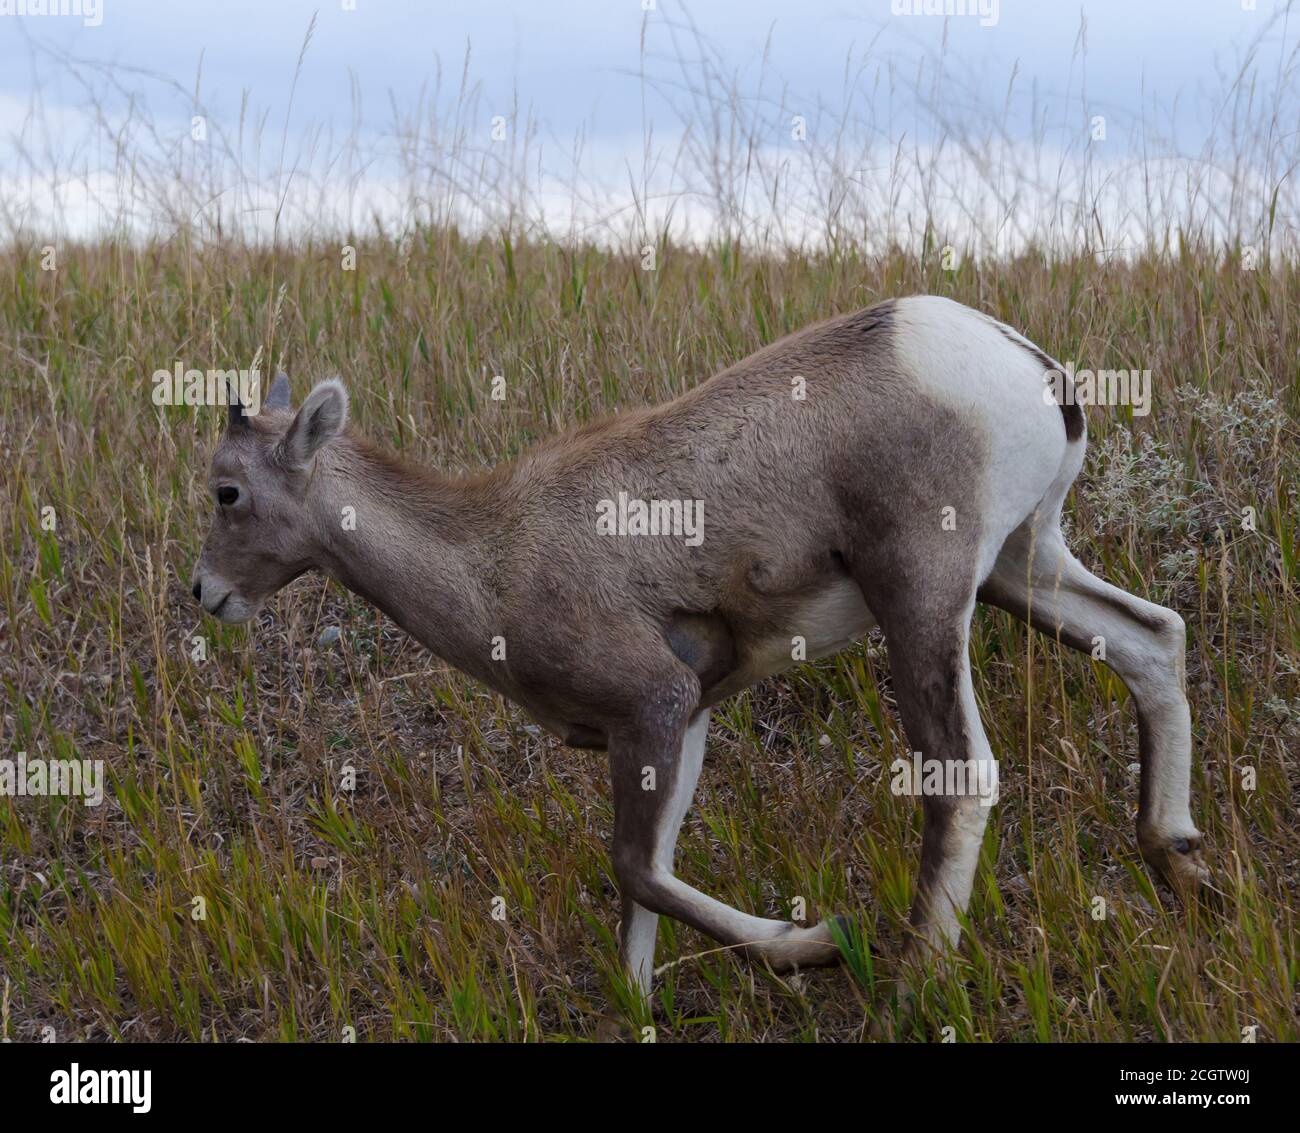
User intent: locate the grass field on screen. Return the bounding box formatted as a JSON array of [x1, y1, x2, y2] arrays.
[[1, 232, 1296, 1042]]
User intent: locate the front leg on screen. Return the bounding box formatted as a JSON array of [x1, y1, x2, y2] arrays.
[[608, 674, 841, 996], [616, 707, 712, 995]]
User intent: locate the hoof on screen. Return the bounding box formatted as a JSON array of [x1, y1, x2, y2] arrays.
[[868, 980, 917, 1040], [1139, 831, 1219, 901], [748, 918, 846, 973]]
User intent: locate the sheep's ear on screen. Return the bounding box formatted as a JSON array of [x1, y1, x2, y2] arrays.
[[278, 379, 348, 468], [265, 371, 291, 410]]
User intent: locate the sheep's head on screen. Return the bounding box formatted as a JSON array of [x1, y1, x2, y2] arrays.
[[190, 374, 348, 622]]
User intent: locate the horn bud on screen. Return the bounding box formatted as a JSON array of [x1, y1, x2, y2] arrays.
[[227, 377, 249, 430]]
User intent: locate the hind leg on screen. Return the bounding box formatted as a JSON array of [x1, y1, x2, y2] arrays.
[[848, 527, 1000, 955], [880, 591, 1000, 951], [980, 520, 1208, 890]]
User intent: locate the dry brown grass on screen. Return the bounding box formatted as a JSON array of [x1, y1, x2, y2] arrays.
[[1, 232, 1296, 1041]]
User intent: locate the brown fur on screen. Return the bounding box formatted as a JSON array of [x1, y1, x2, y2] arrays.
[[192, 297, 1207, 992]]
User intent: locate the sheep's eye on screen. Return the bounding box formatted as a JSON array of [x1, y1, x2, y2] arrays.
[[217, 486, 239, 507]]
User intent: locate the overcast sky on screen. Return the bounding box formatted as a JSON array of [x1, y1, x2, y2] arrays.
[[1, 1, 1295, 245], [1, 1, 1291, 142]]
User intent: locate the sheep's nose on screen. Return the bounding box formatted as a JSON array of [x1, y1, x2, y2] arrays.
[[192, 581, 202, 602]]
